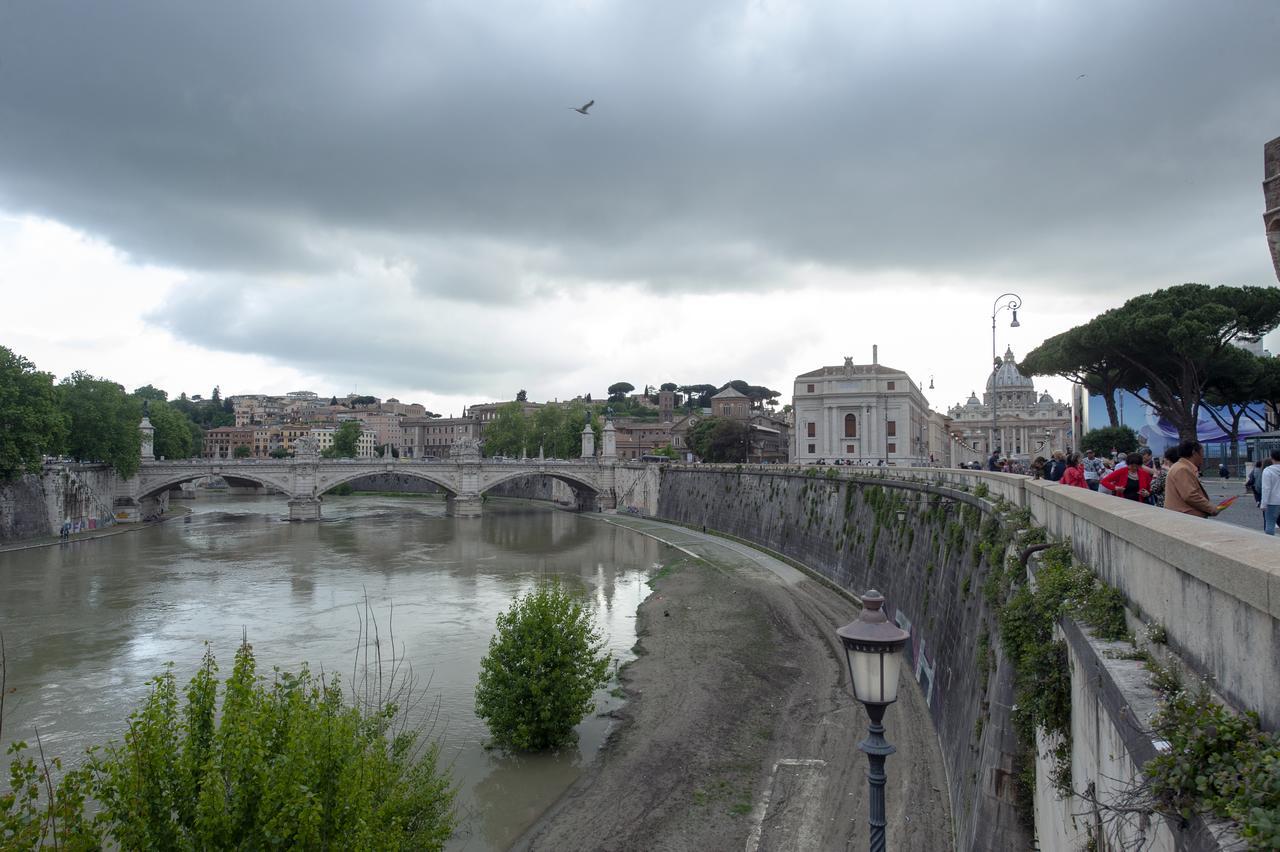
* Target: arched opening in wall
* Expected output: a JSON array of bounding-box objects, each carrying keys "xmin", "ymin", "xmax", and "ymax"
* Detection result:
[
  {"xmin": 844, "ymin": 413, "xmax": 857, "ymax": 438},
  {"xmin": 1267, "ymin": 215, "xmax": 1280, "ymax": 235},
  {"xmin": 483, "ymin": 473, "xmax": 601, "ymax": 512}
]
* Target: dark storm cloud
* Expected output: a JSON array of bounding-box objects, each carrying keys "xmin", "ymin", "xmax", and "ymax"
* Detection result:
[{"xmin": 1, "ymin": 0, "xmax": 1277, "ymax": 304}]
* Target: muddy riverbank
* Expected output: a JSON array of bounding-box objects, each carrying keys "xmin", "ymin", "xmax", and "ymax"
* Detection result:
[{"xmin": 513, "ymin": 517, "xmax": 953, "ymax": 851}]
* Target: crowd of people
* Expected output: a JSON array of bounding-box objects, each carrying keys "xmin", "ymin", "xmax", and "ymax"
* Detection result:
[{"xmin": 986, "ymin": 441, "xmax": 1280, "ymax": 536}]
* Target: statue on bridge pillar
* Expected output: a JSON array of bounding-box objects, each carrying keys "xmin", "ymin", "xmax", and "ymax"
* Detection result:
[
  {"xmin": 139, "ymin": 401, "xmax": 155, "ymax": 461},
  {"xmin": 581, "ymin": 418, "xmax": 596, "ymax": 459},
  {"xmin": 294, "ymin": 434, "xmax": 319, "ymax": 461},
  {"xmin": 602, "ymin": 419, "xmax": 617, "ymax": 461},
  {"xmin": 449, "ymin": 437, "xmax": 482, "ymax": 463}
]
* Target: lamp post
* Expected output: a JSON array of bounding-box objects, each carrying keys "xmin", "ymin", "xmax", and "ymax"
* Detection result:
[
  {"xmin": 1034, "ymin": 428, "xmax": 1052, "ymax": 455},
  {"xmin": 837, "ymin": 590, "xmax": 911, "ymax": 852},
  {"xmin": 990, "ymin": 293, "xmax": 1022, "ymax": 461}
]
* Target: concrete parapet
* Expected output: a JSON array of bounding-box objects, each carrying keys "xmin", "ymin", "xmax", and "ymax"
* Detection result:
[
  {"xmin": 1025, "ymin": 478, "xmax": 1280, "ymax": 731},
  {"xmin": 1039, "ymin": 616, "xmax": 1241, "ymax": 851}
]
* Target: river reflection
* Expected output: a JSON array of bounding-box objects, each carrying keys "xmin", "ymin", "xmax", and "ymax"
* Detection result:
[{"xmin": 0, "ymin": 494, "xmax": 669, "ymax": 850}]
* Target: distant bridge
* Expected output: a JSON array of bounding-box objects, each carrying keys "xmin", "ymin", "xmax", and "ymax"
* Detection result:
[{"xmin": 115, "ymin": 457, "xmax": 618, "ymax": 520}]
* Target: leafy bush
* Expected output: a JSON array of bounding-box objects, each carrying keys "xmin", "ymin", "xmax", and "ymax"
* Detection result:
[
  {"xmin": 1146, "ymin": 688, "xmax": 1280, "ymax": 845},
  {"xmin": 2, "ymin": 640, "xmax": 454, "ymax": 850},
  {"xmin": 475, "ymin": 582, "xmax": 612, "ymax": 751},
  {"xmin": 998, "ymin": 543, "xmax": 1129, "ymax": 812}
]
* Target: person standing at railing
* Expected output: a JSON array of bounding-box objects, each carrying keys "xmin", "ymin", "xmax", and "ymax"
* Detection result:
[
  {"xmin": 1059, "ymin": 454, "xmax": 1087, "ymax": 488},
  {"xmin": 1081, "ymin": 449, "xmax": 1105, "ymax": 491},
  {"xmin": 1165, "ymin": 441, "xmax": 1219, "ymax": 518},
  {"xmin": 1260, "ymin": 450, "xmax": 1280, "ymax": 535},
  {"xmin": 1101, "ymin": 453, "xmax": 1152, "ymax": 502}
]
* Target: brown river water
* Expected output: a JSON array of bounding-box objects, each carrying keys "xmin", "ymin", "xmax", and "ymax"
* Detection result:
[{"xmin": 0, "ymin": 493, "xmax": 672, "ymax": 850}]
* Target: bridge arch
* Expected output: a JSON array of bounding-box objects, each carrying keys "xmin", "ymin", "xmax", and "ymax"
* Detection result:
[
  {"xmin": 315, "ymin": 467, "xmax": 459, "ymax": 498},
  {"xmin": 480, "ymin": 468, "xmax": 604, "ymax": 510},
  {"xmin": 136, "ymin": 470, "xmax": 293, "ymax": 501}
]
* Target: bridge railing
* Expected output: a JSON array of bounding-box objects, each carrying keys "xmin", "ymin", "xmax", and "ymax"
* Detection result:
[{"xmin": 143, "ymin": 456, "xmax": 613, "ymax": 466}]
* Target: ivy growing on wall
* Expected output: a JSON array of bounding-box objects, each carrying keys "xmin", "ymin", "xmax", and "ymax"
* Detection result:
[{"xmin": 996, "ymin": 542, "xmax": 1128, "ymax": 821}]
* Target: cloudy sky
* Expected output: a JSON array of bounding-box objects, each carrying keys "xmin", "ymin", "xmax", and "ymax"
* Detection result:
[{"xmin": 1, "ymin": 0, "xmax": 1277, "ymax": 417}]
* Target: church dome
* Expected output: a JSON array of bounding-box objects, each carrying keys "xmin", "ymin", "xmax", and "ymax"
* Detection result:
[
  {"xmin": 1038, "ymin": 391, "xmax": 1054, "ymax": 404},
  {"xmin": 986, "ymin": 347, "xmax": 1034, "ymax": 391},
  {"xmin": 965, "ymin": 391, "xmax": 981, "ymax": 407}
]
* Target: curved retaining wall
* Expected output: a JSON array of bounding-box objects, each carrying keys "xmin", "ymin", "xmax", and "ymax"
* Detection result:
[
  {"xmin": 640, "ymin": 464, "xmax": 1278, "ymax": 850},
  {"xmin": 652, "ymin": 466, "xmax": 1030, "ymax": 850}
]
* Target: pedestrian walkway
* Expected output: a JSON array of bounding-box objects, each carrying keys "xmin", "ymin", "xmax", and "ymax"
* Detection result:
[{"xmin": 1198, "ymin": 476, "xmax": 1272, "ymax": 535}]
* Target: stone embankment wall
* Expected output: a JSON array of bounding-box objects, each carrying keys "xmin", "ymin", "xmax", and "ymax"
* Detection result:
[
  {"xmin": 345, "ymin": 472, "xmax": 445, "ymax": 495},
  {"xmin": 614, "ymin": 463, "xmax": 660, "ymax": 515},
  {"xmin": 0, "ymin": 464, "xmax": 117, "ymax": 543},
  {"xmin": 632, "ymin": 464, "xmax": 1276, "ymax": 851},
  {"xmin": 652, "ymin": 467, "xmax": 1029, "ymax": 850},
  {"xmin": 485, "ymin": 476, "xmax": 576, "ymax": 505}
]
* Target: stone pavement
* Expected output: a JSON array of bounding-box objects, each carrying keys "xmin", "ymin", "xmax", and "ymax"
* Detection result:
[{"xmin": 1198, "ymin": 475, "xmax": 1272, "ymax": 535}]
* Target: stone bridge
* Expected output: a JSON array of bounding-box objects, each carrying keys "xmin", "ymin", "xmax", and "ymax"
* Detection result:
[{"xmin": 116, "ymin": 457, "xmax": 618, "ymax": 521}]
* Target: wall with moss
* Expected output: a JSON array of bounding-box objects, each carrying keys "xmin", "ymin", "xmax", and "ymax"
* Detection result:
[
  {"xmin": 0, "ymin": 464, "xmax": 117, "ymax": 542},
  {"xmin": 654, "ymin": 467, "xmax": 1031, "ymax": 850}
]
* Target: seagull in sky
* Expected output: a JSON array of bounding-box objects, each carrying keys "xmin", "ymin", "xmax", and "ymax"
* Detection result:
[
  {"xmin": 571, "ymin": 99, "xmax": 594, "ymax": 115},
  {"xmin": 1077, "ymin": 73, "xmax": 1087, "ymax": 79}
]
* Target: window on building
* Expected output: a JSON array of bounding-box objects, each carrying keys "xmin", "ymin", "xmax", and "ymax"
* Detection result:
[
  {"xmin": 806, "ymin": 384, "xmax": 815, "ymax": 393},
  {"xmin": 846, "ymin": 444, "xmax": 856, "ymax": 454},
  {"xmin": 887, "ymin": 442, "xmax": 896, "ymax": 454},
  {"xmin": 844, "ymin": 413, "xmax": 857, "ymax": 438},
  {"xmin": 807, "ymin": 443, "xmax": 816, "ymax": 454},
  {"xmin": 807, "ymin": 422, "xmax": 816, "ymax": 438},
  {"xmin": 887, "ymin": 381, "xmax": 895, "ymax": 390},
  {"xmin": 886, "ymin": 420, "xmax": 896, "ymax": 437}
]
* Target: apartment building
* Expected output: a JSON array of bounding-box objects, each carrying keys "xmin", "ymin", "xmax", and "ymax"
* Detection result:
[
  {"xmin": 202, "ymin": 426, "xmax": 256, "ymax": 459},
  {"xmin": 401, "ymin": 416, "xmax": 478, "ymax": 458},
  {"xmin": 309, "ymin": 427, "xmax": 378, "ymax": 458}
]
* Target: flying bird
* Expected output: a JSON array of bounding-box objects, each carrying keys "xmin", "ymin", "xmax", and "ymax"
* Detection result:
[
  {"xmin": 1077, "ymin": 74, "xmax": 1087, "ymax": 79},
  {"xmin": 571, "ymin": 99, "xmax": 594, "ymax": 115}
]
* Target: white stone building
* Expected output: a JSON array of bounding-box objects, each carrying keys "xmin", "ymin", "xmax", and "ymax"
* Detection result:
[
  {"xmin": 791, "ymin": 349, "xmax": 934, "ymax": 466},
  {"xmin": 946, "ymin": 347, "xmax": 1072, "ymax": 466},
  {"xmin": 309, "ymin": 427, "xmax": 378, "ymax": 458}
]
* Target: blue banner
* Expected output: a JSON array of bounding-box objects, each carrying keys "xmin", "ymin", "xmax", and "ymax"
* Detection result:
[{"xmin": 1087, "ymin": 390, "xmax": 1269, "ymax": 456}]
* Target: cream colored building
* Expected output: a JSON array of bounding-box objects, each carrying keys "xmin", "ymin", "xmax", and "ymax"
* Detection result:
[
  {"xmin": 946, "ymin": 347, "xmax": 1072, "ymax": 466},
  {"xmin": 309, "ymin": 427, "xmax": 378, "ymax": 458},
  {"xmin": 791, "ymin": 349, "xmax": 934, "ymax": 466}
]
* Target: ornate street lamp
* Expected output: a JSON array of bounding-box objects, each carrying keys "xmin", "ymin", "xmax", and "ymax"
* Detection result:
[
  {"xmin": 990, "ymin": 293, "xmax": 1022, "ymax": 460},
  {"xmin": 837, "ymin": 591, "xmax": 911, "ymax": 851}
]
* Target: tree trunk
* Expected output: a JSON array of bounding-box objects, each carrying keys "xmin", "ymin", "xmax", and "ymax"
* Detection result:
[
  {"xmin": 1103, "ymin": 392, "xmax": 1119, "ymax": 427},
  {"xmin": 1228, "ymin": 410, "xmax": 1243, "ymax": 476}
]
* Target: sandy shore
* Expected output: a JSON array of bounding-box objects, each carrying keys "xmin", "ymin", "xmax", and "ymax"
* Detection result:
[{"xmin": 511, "ymin": 516, "xmax": 953, "ymax": 851}]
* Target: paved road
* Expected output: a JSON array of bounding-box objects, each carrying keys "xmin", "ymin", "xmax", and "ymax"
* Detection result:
[{"xmin": 1195, "ymin": 476, "xmax": 1272, "ymax": 535}]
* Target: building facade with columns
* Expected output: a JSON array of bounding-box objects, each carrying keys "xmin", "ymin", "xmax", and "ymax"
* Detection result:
[
  {"xmin": 791, "ymin": 349, "xmax": 933, "ymax": 466},
  {"xmin": 946, "ymin": 347, "xmax": 1072, "ymax": 466}
]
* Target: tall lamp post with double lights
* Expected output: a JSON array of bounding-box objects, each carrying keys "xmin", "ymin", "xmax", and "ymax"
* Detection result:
[
  {"xmin": 837, "ymin": 590, "xmax": 911, "ymax": 851},
  {"xmin": 990, "ymin": 293, "xmax": 1022, "ymax": 460}
]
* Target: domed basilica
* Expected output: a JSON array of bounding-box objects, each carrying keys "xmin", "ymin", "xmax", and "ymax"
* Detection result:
[{"xmin": 947, "ymin": 347, "xmax": 1072, "ymax": 466}]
